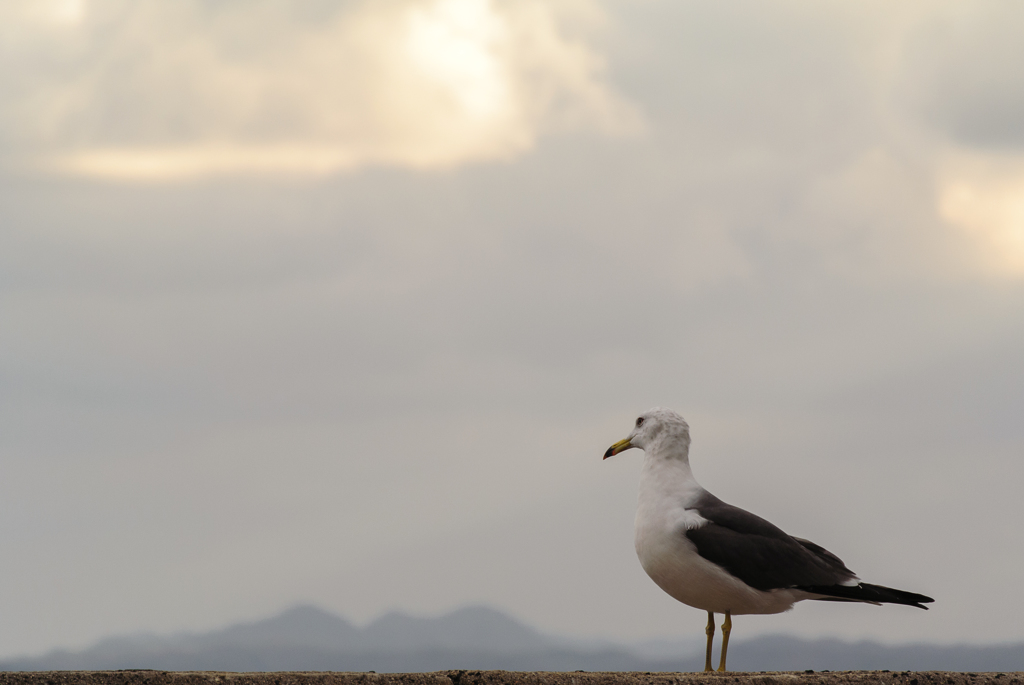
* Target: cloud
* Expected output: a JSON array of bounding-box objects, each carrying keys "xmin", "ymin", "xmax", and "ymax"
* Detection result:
[
  {"xmin": 874, "ymin": 1, "xmax": 1024, "ymax": 280},
  {"xmin": 902, "ymin": 1, "xmax": 1024, "ymax": 150},
  {"xmin": 1, "ymin": 0, "xmax": 639, "ymax": 180},
  {"xmin": 939, "ymin": 152, "xmax": 1024, "ymax": 277}
]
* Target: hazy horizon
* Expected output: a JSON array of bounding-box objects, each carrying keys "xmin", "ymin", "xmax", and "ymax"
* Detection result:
[{"xmin": 1, "ymin": 596, "xmax": 1019, "ymax": 663}]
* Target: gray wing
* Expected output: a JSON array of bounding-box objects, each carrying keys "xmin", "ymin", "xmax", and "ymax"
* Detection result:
[{"xmin": 684, "ymin": 491, "xmax": 857, "ymax": 592}]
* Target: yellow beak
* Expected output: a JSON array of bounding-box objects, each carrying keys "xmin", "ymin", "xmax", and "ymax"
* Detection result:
[{"xmin": 603, "ymin": 438, "xmax": 633, "ymax": 459}]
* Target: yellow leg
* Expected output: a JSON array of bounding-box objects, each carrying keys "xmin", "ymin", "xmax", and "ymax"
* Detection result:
[
  {"xmin": 717, "ymin": 611, "xmax": 732, "ymax": 672},
  {"xmin": 704, "ymin": 611, "xmax": 715, "ymax": 672}
]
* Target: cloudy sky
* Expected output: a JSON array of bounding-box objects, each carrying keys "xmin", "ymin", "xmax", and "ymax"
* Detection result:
[{"xmin": 3, "ymin": 0, "xmax": 1024, "ymax": 659}]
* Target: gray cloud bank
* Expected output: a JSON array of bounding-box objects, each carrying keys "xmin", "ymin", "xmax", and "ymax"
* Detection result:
[{"xmin": 1, "ymin": 0, "xmax": 1023, "ymax": 660}]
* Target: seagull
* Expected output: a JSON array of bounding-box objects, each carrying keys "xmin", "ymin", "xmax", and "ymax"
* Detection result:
[{"xmin": 603, "ymin": 407, "xmax": 933, "ymax": 672}]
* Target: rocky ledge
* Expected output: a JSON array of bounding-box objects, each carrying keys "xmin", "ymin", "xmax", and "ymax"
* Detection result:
[{"xmin": 0, "ymin": 671, "xmax": 1021, "ymax": 685}]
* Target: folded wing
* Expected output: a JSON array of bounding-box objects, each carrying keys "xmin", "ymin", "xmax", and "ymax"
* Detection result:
[{"xmin": 685, "ymin": 491, "xmax": 933, "ymax": 609}]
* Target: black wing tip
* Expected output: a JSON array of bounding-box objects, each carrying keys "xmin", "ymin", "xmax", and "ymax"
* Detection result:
[
  {"xmin": 913, "ymin": 593, "xmax": 936, "ymax": 610},
  {"xmin": 892, "ymin": 589, "xmax": 935, "ymax": 610},
  {"xmin": 799, "ymin": 583, "xmax": 935, "ymax": 609}
]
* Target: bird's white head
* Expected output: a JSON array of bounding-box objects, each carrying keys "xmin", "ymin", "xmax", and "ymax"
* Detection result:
[{"xmin": 603, "ymin": 407, "xmax": 691, "ymax": 462}]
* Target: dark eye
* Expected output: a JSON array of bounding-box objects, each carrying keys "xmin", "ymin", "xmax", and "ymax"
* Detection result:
[{"xmin": 635, "ymin": 416, "xmax": 644, "ymax": 427}]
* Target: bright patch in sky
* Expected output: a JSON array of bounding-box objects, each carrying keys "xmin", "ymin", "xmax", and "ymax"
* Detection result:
[
  {"xmin": 48, "ymin": 0, "xmax": 86, "ymax": 24},
  {"xmin": 16, "ymin": 0, "xmax": 86, "ymax": 24},
  {"xmin": 50, "ymin": 145, "xmax": 361, "ymax": 180},
  {"xmin": 940, "ymin": 158, "xmax": 1024, "ymax": 277},
  {"xmin": 406, "ymin": 0, "xmax": 509, "ymax": 121}
]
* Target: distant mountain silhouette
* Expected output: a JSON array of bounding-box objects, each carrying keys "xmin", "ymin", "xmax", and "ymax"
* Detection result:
[{"xmin": 2, "ymin": 605, "xmax": 1022, "ymax": 672}]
